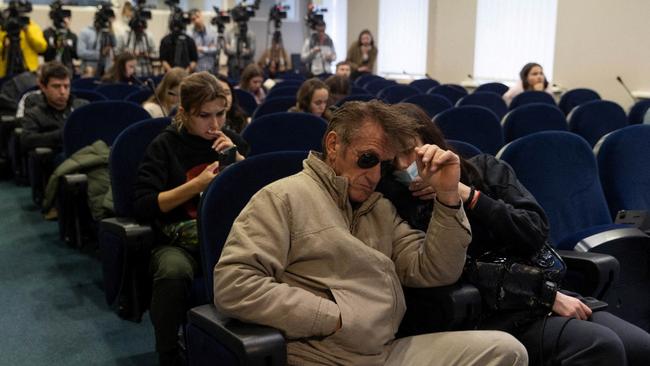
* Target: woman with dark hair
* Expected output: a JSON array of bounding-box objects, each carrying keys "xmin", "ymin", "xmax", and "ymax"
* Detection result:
[
  {"xmin": 134, "ymin": 72, "xmax": 248, "ymax": 366},
  {"xmin": 237, "ymin": 63, "xmax": 266, "ymax": 104},
  {"xmin": 142, "ymin": 67, "xmax": 188, "ymax": 118},
  {"xmin": 101, "ymin": 51, "xmax": 137, "ymax": 84},
  {"xmin": 502, "ymin": 62, "xmax": 554, "ymax": 105},
  {"xmin": 377, "ymin": 103, "xmax": 650, "ymax": 366},
  {"xmin": 288, "ymin": 77, "xmax": 330, "ymax": 119},
  {"xmin": 346, "ymin": 29, "xmax": 377, "ymax": 76},
  {"xmin": 215, "ymin": 73, "xmax": 248, "ymax": 133}
]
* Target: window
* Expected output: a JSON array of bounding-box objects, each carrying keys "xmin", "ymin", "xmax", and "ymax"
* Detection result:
[
  {"xmin": 377, "ymin": 0, "xmax": 428, "ymax": 78},
  {"xmin": 319, "ymin": 0, "xmax": 348, "ymax": 65},
  {"xmin": 473, "ymin": 0, "xmax": 558, "ymax": 83}
]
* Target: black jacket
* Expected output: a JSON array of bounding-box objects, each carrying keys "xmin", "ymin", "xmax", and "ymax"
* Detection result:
[
  {"xmin": 159, "ymin": 33, "xmax": 198, "ymax": 69},
  {"xmin": 43, "ymin": 27, "xmax": 78, "ymax": 70},
  {"xmin": 20, "ymin": 94, "xmax": 88, "ymax": 151}
]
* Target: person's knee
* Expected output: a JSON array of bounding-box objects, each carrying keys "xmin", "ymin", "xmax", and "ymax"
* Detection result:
[
  {"xmin": 489, "ymin": 331, "xmax": 528, "ymax": 366},
  {"xmin": 152, "ymin": 247, "xmax": 195, "ymax": 282},
  {"xmin": 588, "ymin": 327, "xmax": 626, "ymax": 364}
]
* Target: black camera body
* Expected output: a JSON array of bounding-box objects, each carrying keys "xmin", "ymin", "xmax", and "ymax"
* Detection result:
[
  {"xmin": 129, "ymin": 0, "xmax": 152, "ymax": 33},
  {"xmin": 49, "ymin": 0, "xmax": 71, "ymax": 30},
  {"xmin": 165, "ymin": 0, "xmax": 190, "ymax": 34},
  {"xmin": 1, "ymin": 0, "xmax": 32, "ymax": 38},
  {"xmin": 94, "ymin": 2, "xmax": 115, "ymax": 31},
  {"xmin": 210, "ymin": 7, "xmax": 230, "ymax": 34},
  {"xmin": 305, "ymin": 5, "xmax": 327, "ymax": 30},
  {"xmin": 269, "ymin": 3, "xmax": 289, "ymax": 29}
]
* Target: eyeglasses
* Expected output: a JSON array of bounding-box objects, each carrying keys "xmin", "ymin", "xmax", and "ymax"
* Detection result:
[{"xmin": 357, "ymin": 152, "xmax": 392, "ymax": 171}]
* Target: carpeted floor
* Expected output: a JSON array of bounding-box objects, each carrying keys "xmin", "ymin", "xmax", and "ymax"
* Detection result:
[{"xmin": 0, "ymin": 181, "xmax": 157, "ymax": 365}]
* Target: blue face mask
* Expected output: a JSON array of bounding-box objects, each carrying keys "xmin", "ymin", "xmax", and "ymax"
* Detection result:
[{"xmin": 393, "ymin": 161, "xmax": 419, "ymax": 186}]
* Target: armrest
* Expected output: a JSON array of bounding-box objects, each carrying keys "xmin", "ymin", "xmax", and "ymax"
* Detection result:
[
  {"xmin": 399, "ymin": 282, "xmax": 482, "ymax": 336},
  {"xmin": 187, "ymin": 304, "xmax": 286, "ymax": 366},
  {"xmin": 27, "ymin": 147, "xmax": 55, "ymax": 205},
  {"xmin": 574, "ymin": 227, "xmax": 650, "ymax": 253},
  {"xmin": 558, "ymin": 250, "xmax": 619, "ymax": 299}
]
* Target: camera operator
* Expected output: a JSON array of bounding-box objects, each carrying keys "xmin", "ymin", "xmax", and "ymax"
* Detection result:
[
  {"xmin": 224, "ymin": 2, "xmax": 259, "ymax": 79},
  {"xmin": 159, "ymin": 1, "xmax": 197, "ymax": 73},
  {"xmin": 42, "ymin": 1, "xmax": 77, "ymax": 74},
  {"xmin": 117, "ymin": 0, "xmax": 156, "ymax": 78},
  {"xmin": 77, "ymin": 2, "xmax": 116, "ymax": 77},
  {"xmin": 0, "ymin": 0, "xmax": 46, "ymax": 78},
  {"xmin": 257, "ymin": 31, "xmax": 290, "ymax": 79},
  {"xmin": 188, "ymin": 9, "xmax": 218, "ymax": 73},
  {"xmin": 301, "ymin": 7, "xmax": 335, "ymax": 77}
]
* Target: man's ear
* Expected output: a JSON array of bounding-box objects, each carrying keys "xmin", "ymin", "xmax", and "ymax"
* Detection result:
[
  {"xmin": 38, "ymin": 81, "xmax": 46, "ymax": 92},
  {"xmin": 324, "ymin": 131, "xmax": 338, "ymax": 159}
]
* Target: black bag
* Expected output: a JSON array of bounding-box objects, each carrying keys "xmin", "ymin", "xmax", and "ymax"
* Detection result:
[{"xmin": 465, "ymin": 242, "xmax": 566, "ymax": 312}]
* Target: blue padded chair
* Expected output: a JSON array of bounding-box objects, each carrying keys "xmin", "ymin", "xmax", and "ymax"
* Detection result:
[
  {"xmin": 99, "ymin": 117, "xmax": 171, "ymax": 321},
  {"xmin": 355, "ymin": 74, "xmax": 383, "ymax": 88},
  {"xmin": 456, "ymin": 91, "xmax": 508, "ymax": 120},
  {"xmin": 509, "ymin": 90, "xmax": 556, "ymax": 110},
  {"xmin": 265, "ymin": 85, "xmax": 299, "ymax": 100},
  {"xmin": 433, "ymin": 106, "xmax": 503, "ymax": 155},
  {"xmin": 350, "ymin": 86, "xmax": 369, "ymax": 95},
  {"xmin": 627, "ymin": 99, "xmax": 650, "ymax": 125},
  {"xmin": 71, "ymin": 77, "xmax": 100, "ymax": 90},
  {"xmin": 501, "ymin": 103, "xmax": 568, "ymax": 143},
  {"xmin": 233, "ymin": 89, "xmax": 258, "ymax": 117},
  {"xmin": 124, "ymin": 88, "xmax": 153, "ymax": 105},
  {"xmin": 427, "ymin": 84, "xmax": 468, "ymax": 105},
  {"xmin": 474, "ymin": 82, "xmax": 509, "ymax": 96},
  {"xmin": 377, "ymin": 84, "xmax": 420, "ymax": 104},
  {"xmin": 272, "ymin": 79, "xmax": 303, "ymax": 89},
  {"xmin": 447, "ymin": 139, "xmax": 482, "ymax": 158},
  {"xmin": 335, "ymin": 94, "xmax": 375, "ymax": 107},
  {"xmin": 72, "ymin": 89, "xmax": 107, "ymax": 103},
  {"xmin": 95, "ymin": 83, "xmax": 142, "ymax": 100},
  {"xmin": 558, "ymin": 88, "xmax": 601, "ymax": 115},
  {"xmin": 594, "ymin": 125, "xmax": 650, "ymax": 219},
  {"xmin": 409, "ymin": 78, "xmax": 440, "ymax": 94},
  {"xmin": 241, "ymin": 112, "xmax": 327, "ymax": 156},
  {"xmin": 567, "ymin": 100, "xmax": 627, "ymax": 147},
  {"xmin": 497, "ymin": 131, "xmax": 650, "ymax": 330},
  {"xmin": 252, "ymin": 96, "xmax": 296, "ymax": 120},
  {"xmin": 401, "ymin": 94, "xmax": 452, "ymax": 118},
  {"xmin": 364, "ymin": 79, "xmax": 397, "ymax": 96},
  {"xmin": 276, "ymin": 72, "xmax": 305, "ymax": 81}
]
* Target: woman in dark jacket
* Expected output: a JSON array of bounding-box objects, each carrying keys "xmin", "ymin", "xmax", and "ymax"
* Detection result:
[
  {"xmin": 377, "ymin": 103, "xmax": 650, "ymax": 366},
  {"xmin": 133, "ymin": 72, "xmax": 248, "ymax": 366}
]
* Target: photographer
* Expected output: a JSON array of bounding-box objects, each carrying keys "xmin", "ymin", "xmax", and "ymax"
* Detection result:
[
  {"xmin": 159, "ymin": 3, "xmax": 197, "ymax": 73},
  {"xmin": 0, "ymin": 1, "xmax": 47, "ymax": 78},
  {"xmin": 258, "ymin": 31, "xmax": 290, "ymax": 79},
  {"xmin": 224, "ymin": 2, "xmax": 258, "ymax": 79},
  {"xmin": 301, "ymin": 18, "xmax": 335, "ymax": 77},
  {"xmin": 77, "ymin": 3, "xmax": 116, "ymax": 77},
  {"xmin": 188, "ymin": 9, "xmax": 218, "ymax": 73},
  {"xmin": 117, "ymin": 1, "xmax": 156, "ymax": 77},
  {"xmin": 42, "ymin": 1, "xmax": 77, "ymax": 73}
]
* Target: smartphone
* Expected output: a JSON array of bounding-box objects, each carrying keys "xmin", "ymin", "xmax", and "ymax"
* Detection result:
[
  {"xmin": 217, "ymin": 146, "xmax": 237, "ymax": 168},
  {"xmin": 582, "ymin": 297, "xmax": 608, "ymax": 312}
]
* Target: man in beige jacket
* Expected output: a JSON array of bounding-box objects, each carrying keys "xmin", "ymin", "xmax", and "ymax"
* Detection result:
[{"xmin": 214, "ymin": 100, "xmax": 527, "ymax": 365}]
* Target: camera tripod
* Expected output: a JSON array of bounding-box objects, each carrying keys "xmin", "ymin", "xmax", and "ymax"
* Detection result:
[
  {"xmin": 95, "ymin": 28, "xmax": 114, "ymax": 77},
  {"xmin": 123, "ymin": 29, "xmax": 153, "ymax": 77},
  {"xmin": 3, "ymin": 30, "xmax": 26, "ymax": 77}
]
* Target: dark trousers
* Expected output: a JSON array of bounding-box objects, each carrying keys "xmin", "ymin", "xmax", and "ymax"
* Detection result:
[{"xmin": 517, "ymin": 311, "xmax": 650, "ymax": 366}]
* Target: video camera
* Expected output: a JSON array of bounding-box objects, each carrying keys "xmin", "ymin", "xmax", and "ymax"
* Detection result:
[
  {"xmin": 230, "ymin": 0, "xmax": 260, "ymax": 25},
  {"xmin": 210, "ymin": 7, "xmax": 230, "ymax": 34},
  {"xmin": 49, "ymin": 0, "xmax": 71, "ymax": 30},
  {"xmin": 305, "ymin": 4, "xmax": 327, "ymax": 30},
  {"xmin": 0, "ymin": 0, "xmax": 32, "ymax": 38},
  {"xmin": 269, "ymin": 3, "xmax": 290, "ymax": 30},
  {"xmin": 129, "ymin": 0, "xmax": 152, "ymax": 33},
  {"xmin": 94, "ymin": 2, "xmax": 114, "ymax": 31},
  {"xmin": 165, "ymin": 0, "xmax": 190, "ymax": 34}
]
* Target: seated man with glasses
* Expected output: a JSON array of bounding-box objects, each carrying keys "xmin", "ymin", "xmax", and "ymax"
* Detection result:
[{"xmin": 214, "ymin": 100, "xmax": 528, "ymax": 366}]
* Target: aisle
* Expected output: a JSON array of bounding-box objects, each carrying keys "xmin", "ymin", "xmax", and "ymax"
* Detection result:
[{"xmin": 0, "ymin": 182, "xmax": 156, "ymax": 365}]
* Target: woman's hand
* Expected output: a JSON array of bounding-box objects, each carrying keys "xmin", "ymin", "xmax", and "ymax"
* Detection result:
[
  {"xmin": 211, "ymin": 131, "xmax": 235, "ymax": 152},
  {"xmin": 192, "ymin": 161, "xmax": 220, "ymax": 193},
  {"xmin": 552, "ymin": 292, "xmax": 592, "ymax": 320},
  {"xmin": 532, "ymin": 81, "xmax": 546, "ymax": 91},
  {"xmin": 415, "ymin": 144, "xmax": 461, "ymax": 206}
]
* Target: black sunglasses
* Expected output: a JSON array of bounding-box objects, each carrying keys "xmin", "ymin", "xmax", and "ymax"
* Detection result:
[{"xmin": 357, "ymin": 152, "xmax": 393, "ymax": 172}]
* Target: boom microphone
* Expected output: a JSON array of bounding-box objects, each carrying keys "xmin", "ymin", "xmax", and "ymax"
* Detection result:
[{"xmin": 616, "ymin": 76, "xmax": 637, "ymax": 103}]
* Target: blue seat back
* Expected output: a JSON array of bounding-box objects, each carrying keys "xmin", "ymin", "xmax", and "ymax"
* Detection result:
[
  {"xmin": 335, "ymin": 94, "xmax": 375, "ymax": 106},
  {"xmin": 276, "ymin": 72, "xmax": 306, "ymax": 81},
  {"xmin": 350, "ymin": 86, "xmax": 369, "ymax": 95},
  {"xmin": 502, "ymin": 103, "xmax": 568, "ymax": 143},
  {"xmin": 198, "ymin": 151, "xmax": 308, "ymax": 301},
  {"xmin": 447, "ymin": 139, "xmax": 482, "ymax": 158},
  {"xmin": 497, "ymin": 131, "xmax": 612, "ymax": 245},
  {"xmin": 233, "ymin": 89, "xmax": 258, "ymax": 116},
  {"xmin": 110, "ymin": 118, "xmax": 171, "ymax": 217},
  {"xmin": 63, "ymin": 101, "xmax": 152, "ymax": 157},
  {"xmin": 364, "ymin": 79, "xmax": 397, "ymax": 96},
  {"xmin": 434, "ymin": 106, "xmax": 503, "ymax": 155},
  {"xmin": 509, "ymin": 90, "xmax": 556, "ymax": 110},
  {"xmin": 242, "ymin": 112, "xmax": 327, "ymax": 156},
  {"xmin": 71, "ymin": 77, "xmax": 100, "ymax": 90},
  {"xmin": 427, "ymin": 84, "xmax": 468, "ymax": 105},
  {"xmin": 95, "ymin": 83, "xmax": 142, "ymax": 100},
  {"xmin": 409, "ymin": 78, "xmax": 440, "ymax": 93},
  {"xmin": 568, "ymin": 100, "xmax": 627, "ymax": 147},
  {"xmin": 252, "ymin": 96, "xmax": 297, "ymax": 120},
  {"xmin": 595, "ymin": 125, "xmax": 650, "ymax": 218},
  {"xmin": 273, "ymin": 79, "xmax": 303, "ymax": 89},
  {"xmin": 355, "ymin": 74, "xmax": 383, "ymax": 88},
  {"xmin": 401, "ymin": 94, "xmax": 452, "ymax": 118},
  {"xmin": 72, "ymin": 89, "xmax": 107, "ymax": 103},
  {"xmin": 456, "ymin": 91, "xmax": 508, "ymax": 120},
  {"xmin": 475, "ymin": 82, "xmax": 509, "ymax": 96},
  {"xmin": 266, "ymin": 85, "xmax": 299, "ymax": 100},
  {"xmin": 124, "ymin": 88, "xmax": 153, "ymax": 105},
  {"xmin": 377, "ymin": 84, "xmax": 420, "ymax": 104},
  {"xmin": 627, "ymin": 99, "xmax": 650, "ymax": 125},
  {"xmin": 558, "ymin": 88, "xmax": 601, "ymax": 115}
]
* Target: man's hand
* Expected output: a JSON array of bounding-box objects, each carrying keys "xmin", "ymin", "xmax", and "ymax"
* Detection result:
[
  {"xmin": 415, "ymin": 144, "xmax": 461, "ymax": 206},
  {"xmin": 552, "ymin": 292, "xmax": 592, "ymax": 320}
]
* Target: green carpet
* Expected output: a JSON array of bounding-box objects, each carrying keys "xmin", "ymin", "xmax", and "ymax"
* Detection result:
[{"xmin": 0, "ymin": 181, "xmax": 156, "ymax": 365}]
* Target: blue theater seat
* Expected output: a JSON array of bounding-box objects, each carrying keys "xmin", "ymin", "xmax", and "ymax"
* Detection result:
[{"xmin": 241, "ymin": 112, "xmax": 327, "ymax": 156}]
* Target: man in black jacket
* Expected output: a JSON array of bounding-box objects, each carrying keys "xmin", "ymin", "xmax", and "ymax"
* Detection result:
[{"xmin": 21, "ymin": 61, "xmax": 88, "ymax": 152}]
